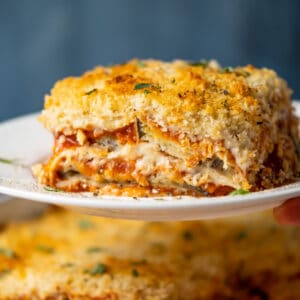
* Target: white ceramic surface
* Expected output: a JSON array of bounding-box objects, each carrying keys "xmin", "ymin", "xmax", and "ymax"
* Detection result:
[{"xmin": 0, "ymin": 103, "xmax": 300, "ymax": 221}]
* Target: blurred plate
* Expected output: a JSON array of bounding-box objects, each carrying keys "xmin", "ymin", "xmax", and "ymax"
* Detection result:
[
  {"xmin": 0, "ymin": 103, "xmax": 299, "ymax": 221},
  {"xmin": 0, "ymin": 194, "xmax": 10, "ymax": 203},
  {"xmin": 0, "ymin": 197, "xmax": 47, "ymax": 223}
]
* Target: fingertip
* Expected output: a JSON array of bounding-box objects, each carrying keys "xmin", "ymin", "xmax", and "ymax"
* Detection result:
[
  {"xmin": 274, "ymin": 198, "xmax": 300, "ymax": 225},
  {"xmin": 273, "ymin": 206, "xmax": 287, "ymax": 225}
]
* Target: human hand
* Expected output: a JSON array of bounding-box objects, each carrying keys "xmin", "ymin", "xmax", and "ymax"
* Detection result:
[{"xmin": 273, "ymin": 198, "xmax": 300, "ymax": 225}]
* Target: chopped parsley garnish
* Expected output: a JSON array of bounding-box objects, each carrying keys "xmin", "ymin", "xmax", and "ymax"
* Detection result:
[
  {"xmin": 85, "ymin": 88, "xmax": 97, "ymax": 95},
  {"xmin": 234, "ymin": 70, "xmax": 251, "ymax": 77},
  {"xmin": 182, "ymin": 230, "xmax": 194, "ymax": 241},
  {"xmin": 230, "ymin": 189, "xmax": 250, "ymax": 196},
  {"xmin": 86, "ymin": 263, "xmax": 107, "ymax": 276},
  {"xmin": 144, "ymin": 89, "xmax": 151, "ymax": 94},
  {"xmin": 0, "ymin": 268, "xmax": 10, "ymax": 279},
  {"xmin": 78, "ymin": 219, "xmax": 93, "ymax": 230},
  {"xmin": 134, "ymin": 83, "xmax": 152, "ymax": 90},
  {"xmin": 86, "ymin": 246, "xmax": 105, "ymax": 254},
  {"xmin": 236, "ymin": 231, "xmax": 247, "ymax": 241},
  {"xmin": 189, "ymin": 60, "xmax": 208, "ymax": 67},
  {"xmin": 44, "ymin": 186, "xmax": 60, "ymax": 192},
  {"xmin": 137, "ymin": 60, "xmax": 145, "ymax": 67},
  {"xmin": 0, "ymin": 157, "xmax": 17, "ymax": 165},
  {"xmin": 0, "ymin": 247, "xmax": 17, "ymax": 258},
  {"xmin": 132, "ymin": 269, "xmax": 139, "ymax": 277},
  {"xmin": 220, "ymin": 66, "xmax": 233, "ymax": 73},
  {"xmin": 36, "ymin": 244, "xmax": 54, "ymax": 254},
  {"xmin": 171, "ymin": 78, "xmax": 176, "ymax": 84}
]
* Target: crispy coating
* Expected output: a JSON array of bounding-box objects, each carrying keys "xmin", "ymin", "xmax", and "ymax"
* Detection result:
[
  {"xmin": 0, "ymin": 209, "xmax": 300, "ymax": 299},
  {"xmin": 35, "ymin": 59, "xmax": 300, "ymax": 195}
]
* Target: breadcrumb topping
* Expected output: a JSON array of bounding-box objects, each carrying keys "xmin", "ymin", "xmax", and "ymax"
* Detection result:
[
  {"xmin": 34, "ymin": 59, "xmax": 300, "ymax": 195},
  {"xmin": 0, "ymin": 209, "xmax": 300, "ymax": 299}
]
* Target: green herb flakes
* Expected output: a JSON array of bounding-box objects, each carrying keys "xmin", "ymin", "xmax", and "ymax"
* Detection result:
[
  {"xmin": 86, "ymin": 263, "xmax": 107, "ymax": 276},
  {"xmin": 182, "ymin": 230, "xmax": 194, "ymax": 241},
  {"xmin": 220, "ymin": 66, "xmax": 233, "ymax": 73},
  {"xmin": 44, "ymin": 186, "xmax": 60, "ymax": 192},
  {"xmin": 85, "ymin": 88, "xmax": 97, "ymax": 95},
  {"xmin": 134, "ymin": 83, "xmax": 152, "ymax": 90},
  {"xmin": 137, "ymin": 60, "xmax": 145, "ymax": 67},
  {"xmin": 0, "ymin": 247, "xmax": 17, "ymax": 258},
  {"xmin": 78, "ymin": 219, "xmax": 93, "ymax": 230},
  {"xmin": 189, "ymin": 60, "xmax": 208, "ymax": 67},
  {"xmin": 36, "ymin": 244, "xmax": 55, "ymax": 254},
  {"xmin": 0, "ymin": 157, "xmax": 17, "ymax": 165},
  {"xmin": 132, "ymin": 269, "xmax": 139, "ymax": 277},
  {"xmin": 144, "ymin": 89, "xmax": 151, "ymax": 94},
  {"xmin": 235, "ymin": 70, "xmax": 251, "ymax": 77},
  {"xmin": 86, "ymin": 247, "xmax": 105, "ymax": 254},
  {"xmin": 230, "ymin": 189, "xmax": 250, "ymax": 196}
]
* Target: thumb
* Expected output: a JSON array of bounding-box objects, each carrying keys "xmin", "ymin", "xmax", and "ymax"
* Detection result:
[{"xmin": 274, "ymin": 198, "xmax": 300, "ymax": 225}]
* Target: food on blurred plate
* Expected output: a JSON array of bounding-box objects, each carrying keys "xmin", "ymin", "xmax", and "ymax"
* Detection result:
[
  {"xmin": 33, "ymin": 59, "xmax": 300, "ymax": 196},
  {"xmin": 0, "ymin": 208, "xmax": 300, "ymax": 299}
]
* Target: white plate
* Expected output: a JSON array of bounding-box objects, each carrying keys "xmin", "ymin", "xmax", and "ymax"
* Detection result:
[{"xmin": 0, "ymin": 103, "xmax": 300, "ymax": 221}]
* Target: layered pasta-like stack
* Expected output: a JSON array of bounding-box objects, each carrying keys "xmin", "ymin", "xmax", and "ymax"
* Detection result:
[{"xmin": 33, "ymin": 59, "xmax": 300, "ymax": 196}]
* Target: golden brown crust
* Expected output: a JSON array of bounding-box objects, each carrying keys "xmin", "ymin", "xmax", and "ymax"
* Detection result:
[
  {"xmin": 33, "ymin": 59, "xmax": 300, "ymax": 196},
  {"xmin": 0, "ymin": 209, "xmax": 300, "ymax": 299}
]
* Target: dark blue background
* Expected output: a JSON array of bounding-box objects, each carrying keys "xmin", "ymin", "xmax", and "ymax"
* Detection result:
[{"xmin": 1, "ymin": 0, "xmax": 299, "ymax": 121}]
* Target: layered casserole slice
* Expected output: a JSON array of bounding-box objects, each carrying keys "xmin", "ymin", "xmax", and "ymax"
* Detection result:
[
  {"xmin": 33, "ymin": 59, "xmax": 300, "ymax": 196},
  {"xmin": 0, "ymin": 208, "xmax": 300, "ymax": 299}
]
